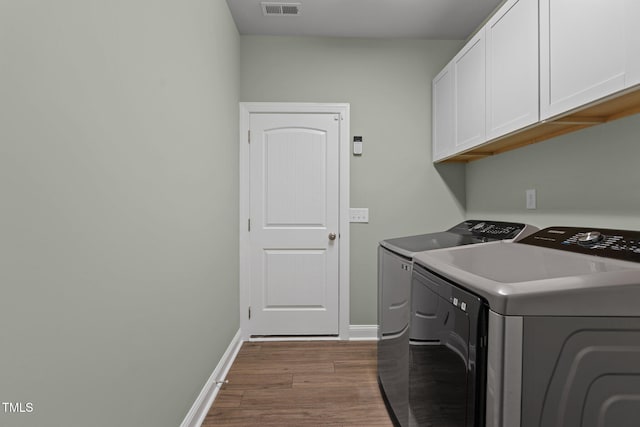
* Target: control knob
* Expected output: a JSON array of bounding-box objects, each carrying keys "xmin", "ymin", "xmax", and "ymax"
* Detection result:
[{"xmin": 576, "ymin": 231, "xmax": 604, "ymax": 246}]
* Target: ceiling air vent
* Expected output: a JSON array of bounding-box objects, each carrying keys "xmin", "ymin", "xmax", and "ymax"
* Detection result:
[{"xmin": 261, "ymin": 2, "xmax": 301, "ymax": 16}]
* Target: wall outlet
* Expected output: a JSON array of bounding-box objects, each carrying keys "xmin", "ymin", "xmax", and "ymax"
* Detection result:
[
  {"xmin": 349, "ymin": 208, "xmax": 369, "ymax": 223},
  {"xmin": 526, "ymin": 189, "xmax": 537, "ymax": 210}
]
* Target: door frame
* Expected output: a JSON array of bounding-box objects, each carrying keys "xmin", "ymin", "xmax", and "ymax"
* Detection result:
[{"xmin": 239, "ymin": 102, "xmax": 351, "ymax": 341}]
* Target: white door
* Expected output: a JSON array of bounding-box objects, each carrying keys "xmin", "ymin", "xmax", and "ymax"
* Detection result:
[
  {"xmin": 454, "ymin": 29, "xmax": 486, "ymax": 152},
  {"xmin": 625, "ymin": 0, "xmax": 640, "ymax": 88},
  {"xmin": 540, "ymin": 0, "xmax": 626, "ymax": 120},
  {"xmin": 432, "ymin": 63, "xmax": 455, "ymax": 162},
  {"xmin": 485, "ymin": 0, "xmax": 539, "ymax": 140},
  {"xmin": 248, "ymin": 112, "xmax": 340, "ymax": 336}
]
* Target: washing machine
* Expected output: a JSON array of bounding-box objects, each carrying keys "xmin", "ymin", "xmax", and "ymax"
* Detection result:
[
  {"xmin": 412, "ymin": 226, "xmax": 640, "ymax": 427},
  {"xmin": 377, "ymin": 220, "xmax": 537, "ymax": 426}
]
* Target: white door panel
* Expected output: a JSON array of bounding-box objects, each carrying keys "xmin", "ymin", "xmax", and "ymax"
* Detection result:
[
  {"xmin": 486, "ymin": 0, "xmax": 539, "ymax": 140},
  {"xmin": 454, "ymin": 30, "xmax": 486, "ymax": 151},
  {"xmin": 626, "ymin": 0, "xmax": 640, "ymax": 88},
  {"xmin": 432, "ymin": 64, "xmax": 455, "ymax": 162},
  {"xmin": 249, "ymin": 113, "xmax": 340, "ymax": 336},
  {"xmin": 540, "ymin": 0, "xmax": 626, "ymax": 119},
  {"xmin": 263, "ymin": 128, "xmax": 327, "ymax": 227}
]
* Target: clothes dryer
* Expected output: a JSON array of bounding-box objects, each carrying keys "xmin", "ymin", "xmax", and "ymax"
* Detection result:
[
  {"xmin": 377, "ymin": 220, "xmax": 536, "ymax": 426},
  {"xmin": 412, "ymin": 226, "xmax": 640, "ymax": 427}
]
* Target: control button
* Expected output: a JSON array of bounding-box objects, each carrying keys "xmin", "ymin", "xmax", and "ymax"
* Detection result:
[
  {"xmin": 577, "ymin": 231, "xmax": 604, "ymax": 246},
  {"xmin": 452, "ymin": 297, "xmax": 459, "ymax": 307},
  {"xmin": 460, "ymin": 302, "xmax": 467, "ymax": 311}
]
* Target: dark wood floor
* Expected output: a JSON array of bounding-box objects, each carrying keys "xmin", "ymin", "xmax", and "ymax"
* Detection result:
[{"xmin": 203, "ymin": 340, "xmax": 394, "ymax": 426}]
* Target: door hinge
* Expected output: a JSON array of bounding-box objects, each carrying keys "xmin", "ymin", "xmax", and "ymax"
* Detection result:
[
  {"xmin": 248, "ymin": 130, "xmax": 250, "ymax": 143},
  {"xmin": 248, "ymin": 306, "xmax": 251, "ymax": 319},
  {"xmin": 248, "ymin": 218, "xmax": 251, "ymax": 231}
]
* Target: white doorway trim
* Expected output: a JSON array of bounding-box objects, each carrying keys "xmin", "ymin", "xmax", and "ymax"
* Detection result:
[{"xmin": 239, "ymin": 102, "xmax": 351, "ymax": 340}]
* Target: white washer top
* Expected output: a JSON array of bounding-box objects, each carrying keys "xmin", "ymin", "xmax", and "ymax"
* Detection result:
[{"xmin": 413, "ymin": 240, "xmax": 640, "ymax": 317}]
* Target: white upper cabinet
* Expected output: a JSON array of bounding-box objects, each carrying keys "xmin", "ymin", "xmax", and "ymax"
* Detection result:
[
  {"xmin": 486, "ymin": 0, "xmax": 539, "ymax": 140},
  {"xmin": 432, "ymin": 64, "xmax": 455, "ymax": 162},
  {"xmin": 626, "ymin": 0, "xmax": 640, "ymax": 88},
  {"xmin": 432, "ymin": 0, "xmax": 640, "ymax": 162},
  {"xmin": 540, "ymin": 0, "xmax": 627, "ymax": 120},
  {"xmin": 453, "ymin": 29, "xmax": 486, "ymax": 152}
]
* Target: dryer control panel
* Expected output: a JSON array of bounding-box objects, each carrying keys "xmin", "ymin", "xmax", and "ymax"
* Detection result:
[
  {"xmin": 450, "ymin": 220, "xmax": 526, "ymax": 241},
  {"xmin": 519, "ymin": 226, "xmax": 640, "ymax": 262}
]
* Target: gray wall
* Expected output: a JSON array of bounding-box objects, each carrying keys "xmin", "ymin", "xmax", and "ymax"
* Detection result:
[
  {"xmin": 0, "ymin": 1, "xmax": 239, "ymax": 426},
  {"xmin": 240, "ymin": 36, "xmax": 466, "ymax": 325},
  {"xmin": 466, "ymin": 114, "xmax": 640, "ymax": 230}
]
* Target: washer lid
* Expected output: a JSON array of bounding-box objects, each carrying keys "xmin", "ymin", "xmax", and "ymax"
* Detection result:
[
  {"xmin": 380, "ymin": 231, "xmax": 481, "ymax": 258},
  {"xmin": 379, "ymin": 220, "xmax": 534, "ymax": 258},
  {"xmin": 413, "ymin": 241, "xmax": 640, "ymax": 317}
]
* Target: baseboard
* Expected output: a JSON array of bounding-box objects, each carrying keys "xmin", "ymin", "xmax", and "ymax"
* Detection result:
[
  {"xmin": 180, "ymin": 329, "xmax": 243, "ymax": 427},
  {"xmin": 247, "ymin": 325, "xmax": 378, "ymax": 342},
  {"xmin": 249, "ymin": 336, "xmax": 341, "ymax": 342},
  {"xmin": 348, "ymin": 324, "xmax": 379, "ymax": 341}
]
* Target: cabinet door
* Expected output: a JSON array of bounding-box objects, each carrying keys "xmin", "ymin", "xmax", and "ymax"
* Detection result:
[
  {"xmin": 626, "ymin": 0, "xmax": 640, "ymax": 88},
  {"xmin": 454, "ymin": 29, "xmax": 486, "ymax": 151},
  {"xmin": 540, "ymin": 0, "xmax": 626, "ymax": 120},
  {"xmin": 486, "ymin": 0, "xmax": 539, "ymax": 140},
  {"xmin": 432, "ymin": 64, "xmax": 454, "ymax": 162}
]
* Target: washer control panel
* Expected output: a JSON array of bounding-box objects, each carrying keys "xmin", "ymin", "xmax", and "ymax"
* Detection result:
[
  {"xmin": 449, "ymin": 220, "xmax": 525, "ymax": 240},
  {"xmin": 519, "ymin": 226, "xmax": 640, "ymax": 262}
]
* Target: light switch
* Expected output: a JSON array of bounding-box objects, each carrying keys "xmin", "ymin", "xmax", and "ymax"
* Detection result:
[{"xmin": 349, "ymin": 208, "xmax": 369, "ymax": 223}]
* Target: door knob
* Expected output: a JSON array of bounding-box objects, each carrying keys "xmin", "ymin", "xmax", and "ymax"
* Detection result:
[{"xmin": 329, "ymin": 232, "xmax": 337, "ymax": 241}]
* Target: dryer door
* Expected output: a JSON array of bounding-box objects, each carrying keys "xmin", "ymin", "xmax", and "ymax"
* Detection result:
[{"xmin": 410, "ymin": 263, "xmax": 489, "ymax": 427}]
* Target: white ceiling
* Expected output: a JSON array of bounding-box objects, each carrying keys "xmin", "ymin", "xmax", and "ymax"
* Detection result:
[{"xmin": 226, "ymin": 0, "xmax": 504, "ymax": 40}]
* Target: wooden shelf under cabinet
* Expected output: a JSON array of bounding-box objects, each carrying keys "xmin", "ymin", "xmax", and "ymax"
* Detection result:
[{"xmin": 439, "ymin": 85, "xmax": 640, "ymax": 163}]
